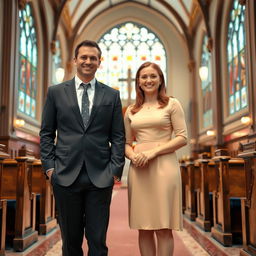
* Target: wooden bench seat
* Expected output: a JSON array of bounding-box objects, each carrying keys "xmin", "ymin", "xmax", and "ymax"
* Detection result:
[
  {"xmin": 0, "ymin": 144, "xmax": 10, "ymax": 255},
  {"xmin": 184, "ymin": 158, "xmax": 200, "ymax": 221},
  {"xmin": 239, "ymin": 140, "xmax": 256, "ymax": 256},
  {"xmin": 195, "ymin": 153, "xmax": 216, "ymax": 231},
  {"xmin": 0, "ymin": 155, "xmax": 38, "ymax": 251},
  {"xmin": 211, "ymin": 149, "xmax": 246, "ymax": 246},
  {"xmin": 30, "ymin": 159, "xmax": 57, "ymax": 235},
  {"xmin": 18, "ymin": 146, "xmax": 57, "ymax": 235}
]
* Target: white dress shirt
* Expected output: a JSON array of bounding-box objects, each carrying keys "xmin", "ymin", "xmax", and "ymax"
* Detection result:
[{"xmin": 75, "ymin": 75, "xmax": 96, "ymax": 114}]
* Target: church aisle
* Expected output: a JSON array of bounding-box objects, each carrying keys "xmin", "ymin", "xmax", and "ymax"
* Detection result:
[{"xmin": 46, "ymin": 186, "xmax": 209, "ymax": 256}]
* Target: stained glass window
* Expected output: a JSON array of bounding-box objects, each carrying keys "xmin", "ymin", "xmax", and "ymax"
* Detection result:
[
  {"xmin": 200, "ymin": 35, "xmax": 212, "ymax": 128},
  {"xmin": 52, "ymin": 40, "xmax": 63, "ymax": 84},
  {"xmin": 97, "ymin": 22, "xmax": 166, "ymax": 101},
  {"xmin": 18, "ymin": 3, "xmax": 37, "ymax": 118},
  {"xmin": 227, "ymin": 0, "xmax": 247, "ymax": 115}
]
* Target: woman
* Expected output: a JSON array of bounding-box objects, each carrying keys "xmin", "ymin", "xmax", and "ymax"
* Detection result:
[{"xmin": 124, "ymin": 62, "xmax": 187, "ymax": 256}]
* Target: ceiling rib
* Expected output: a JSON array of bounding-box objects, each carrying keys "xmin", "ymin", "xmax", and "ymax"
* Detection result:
[
  {"xmin": 71, "ymin": 0, "xmax": 83, "ymax": 20},
  {"xmin": 179, "ymin": 0, "xmax": 190, "ymax": 19},
  {"xmin": 157, "ymin": 0, "xmax": 193, "ymax": 59}
]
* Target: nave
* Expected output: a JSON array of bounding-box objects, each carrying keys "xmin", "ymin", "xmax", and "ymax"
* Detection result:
[
  {"xmin": 45, "ymin": 186, "xmax": 209, "ymax": 256},
  {"xmin": 1, "ymin": 1, "xmax": 256, "ymax": 255}
]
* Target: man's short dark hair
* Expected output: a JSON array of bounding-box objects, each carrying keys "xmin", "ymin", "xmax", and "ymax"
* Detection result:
[{"xmin": 74, "ymin": 40, "xmax": 102, "ymax": 59}]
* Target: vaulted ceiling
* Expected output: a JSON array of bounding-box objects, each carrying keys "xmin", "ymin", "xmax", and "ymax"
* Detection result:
[
  {"xmin": 65, "ymin": 0, "xmax": 199, "ymax": 32},
  {"xmin": 50, "ymin": 0, "xmax": 209, "ymax": 59},
  {"xmin": 52, "ymin": 0, "xmax": 205, "ymax": 37}
]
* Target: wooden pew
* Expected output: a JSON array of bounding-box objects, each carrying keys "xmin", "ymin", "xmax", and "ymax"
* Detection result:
[
  {"xmin": 239, "ymin": 140, "xmax": 256, "ymax": 256},
  {"xmin": 0, "ymin": 144, "xmax": 9, "ymax": 256},
  {"xmin": 0, "ymin": 154, "xmax": 38, "ymax": 251},
  {"xmin": 19, "ymin": 146, "xmax": 57, "ymax": 235},
  {"xmin": 184, "ymin": 158, "xmax": 200, "ymax": 221},
  {"xmin": 195, "ymin": 153, "xmax": 216, "ymax": 231},
  {"xmin": 0, "ymin": 200, "xmax": 6, "ymax": 256},
  {"xmin": 179, "ymin": 159, "xmax": 187, "ymax": 214},
  {"xmin": 30, "ymin": 159, "xmax": 57, "ymax": 235},
  {"xmin": 211, "ymin": 149, "xmax": 246, "ymax": 246}
]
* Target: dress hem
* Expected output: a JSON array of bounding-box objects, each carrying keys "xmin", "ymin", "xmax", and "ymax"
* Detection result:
[{"xmin": 129, "ymin": 227, "xmax": 183, "ymax": 231}]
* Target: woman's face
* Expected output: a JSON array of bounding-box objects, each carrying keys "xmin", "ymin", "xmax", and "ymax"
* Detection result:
[{"xmin": 138, "ymin": 66, "xmax": 161, "ymax": 96}]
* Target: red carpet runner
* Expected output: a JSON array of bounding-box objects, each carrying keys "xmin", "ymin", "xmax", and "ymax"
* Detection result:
[{"xmin": 83, "ymin": 186, "xmax": 193, "ymax": 256}]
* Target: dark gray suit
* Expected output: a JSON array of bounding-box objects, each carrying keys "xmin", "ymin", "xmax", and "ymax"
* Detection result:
[{"xmin": 40, "ymin": 78, "xmax": 125, "ymax": 256}]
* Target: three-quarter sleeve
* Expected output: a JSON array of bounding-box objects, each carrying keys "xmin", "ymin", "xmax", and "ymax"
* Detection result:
[
  {"xmin": 124, "ymin": 106, "xmax": 134, "ymax": 145},
  {"xmin": 169, "ymin": 98, "xmax": 188, "ymax": 140}
]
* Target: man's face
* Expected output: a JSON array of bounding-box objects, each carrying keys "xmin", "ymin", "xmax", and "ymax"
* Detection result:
[{"xmin": 74, "ymin": 46, "xmax": 101, "ymax": 81}]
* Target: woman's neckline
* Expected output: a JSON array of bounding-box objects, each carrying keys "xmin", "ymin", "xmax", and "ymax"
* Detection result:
[{"xmin": 142, "ymin": 102, "xmax": 159, "ymax": 109}]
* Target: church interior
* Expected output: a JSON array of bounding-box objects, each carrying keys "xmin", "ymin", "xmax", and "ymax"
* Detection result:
[{"xmin": 0, "ymin": 0, "xmax": 256, "ymax": 255}]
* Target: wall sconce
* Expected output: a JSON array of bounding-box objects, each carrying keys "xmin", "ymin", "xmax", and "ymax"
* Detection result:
[
  {"xmin": 206, "ymin": 130, "xmax": 215, "ymax": 136},
  {"xmin": 15, "ymin": 119, "xmax": 25, "ymax": 127},
  {"xmin": 240, "ymin": 116, "xmax": 251, "ymax": 125},
  {"xmin": 55, "ymin": 67, "xmax": 65, "ymax": 83},
  {"xmin": 199, "ymin": 66, "xmax": 208, "ymax": 81}
]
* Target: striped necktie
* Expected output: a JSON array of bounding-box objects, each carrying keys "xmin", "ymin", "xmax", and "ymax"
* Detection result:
[{"xmin": 81, "ymin": 83, "xmax": 90, "ymax": 127}]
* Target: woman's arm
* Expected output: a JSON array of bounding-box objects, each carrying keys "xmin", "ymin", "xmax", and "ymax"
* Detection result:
[
  {"xmin": 134, "ymin": 136, "xmax": 187, "ymax": 167},
  {"xmin": 144, "ymin": 135, "xmax": 187, "ymax": 159},
  {"xmin": 136, "ymin": 98, "xmax": 188, "ymax": 167},
  {"xmin": 125, "ymin": 143, "xmax": 137, "ymax": 164},
  {"xmin": 124, "ymin": 106, "xmax": 138, "ymax": 165}
]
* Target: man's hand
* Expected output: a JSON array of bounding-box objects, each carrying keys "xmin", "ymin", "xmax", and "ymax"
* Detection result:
[
  {"xmin": 114, "ymin": 176, "xmax": 120, "ymax": 182},
  {"xmin": 46, "ymin": 169, "xmax": 54, "ymax": 181}
]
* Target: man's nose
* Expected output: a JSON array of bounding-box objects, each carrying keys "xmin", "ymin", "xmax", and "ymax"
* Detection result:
[{"xmin": 85, "ymin": 58, "xmax": 91, "ymax": 64}]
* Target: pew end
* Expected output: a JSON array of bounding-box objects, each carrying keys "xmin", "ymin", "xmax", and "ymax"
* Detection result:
[
  {"xmin": 195, "ymin": 154, "xmax": 215, "ymax": 232},
  {"xmin": 211, "ymin": 150, "xmax": 246, "ymax": 247}
]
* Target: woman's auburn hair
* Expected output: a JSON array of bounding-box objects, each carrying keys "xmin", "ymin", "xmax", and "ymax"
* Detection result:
[{"xmin": 131, "ymin": 62, "xmax": 169, "ymax": 114}]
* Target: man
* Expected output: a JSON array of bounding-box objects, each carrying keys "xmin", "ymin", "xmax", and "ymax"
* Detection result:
[{"xmin": 40, "ymin": 40, "xmax": 125, "ymax": 256}]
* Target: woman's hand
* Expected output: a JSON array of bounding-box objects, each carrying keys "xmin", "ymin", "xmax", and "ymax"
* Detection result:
[
  {"xmin": 132, "ymin": 149, "xmax": 156, "ymax": 167},
  {"xmin": 142, "ymin": 149, "xmax": 157, "ymax": 161}
]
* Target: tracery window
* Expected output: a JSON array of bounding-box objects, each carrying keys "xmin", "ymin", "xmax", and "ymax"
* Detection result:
[
  {"xmin": 97, "ymin": 22, "xmax": 167, "ymax": 101},
  {"xmin": 200, "ymin": 35, "xmax": 212, "ymax": 128},
  {"xmin": 52, "ymin": 39, "xmax": 63, "ymax": 84},
  {"xmin": 227, "ymin": 0, "xmax": 247, "ymax": 115},
  {"xmin": 18, "ymin": 3, "xmax": 38, "ymax": 118}
]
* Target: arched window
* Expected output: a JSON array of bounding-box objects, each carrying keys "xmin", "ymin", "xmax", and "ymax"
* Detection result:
[
  {"xmin": 227, "ymin": 0, "xmax": 247, "ymax": 115},
  {"xmin": 97, "ymin": 22, "xmax": 166, "ymax": 101},
  {"xmin": 18, "ymin": 3, "xmax": 38, "ymax": 119},
  {"xmin": 199, "ymin": 35, "xmax": 212, "ymax": 128},
  {"xmin": 52, "ymin": 39, "xmax": 64, "ymax": 84}
]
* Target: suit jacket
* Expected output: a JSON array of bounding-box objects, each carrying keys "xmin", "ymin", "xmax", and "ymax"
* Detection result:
[{"xmin": 39, "ymin": 78, "xmax": 125, "ymax": 188}]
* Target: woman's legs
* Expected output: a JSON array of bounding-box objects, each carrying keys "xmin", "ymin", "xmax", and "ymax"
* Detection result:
[
  {"xmin": 155, "ymin": 229, "xmax": 174, "ymax": 256},
  {"xmin": 138, "ymin": 230, "xmax": 156, "ymax": 256}
]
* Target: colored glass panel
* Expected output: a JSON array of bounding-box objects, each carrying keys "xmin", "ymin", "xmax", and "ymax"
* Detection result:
[
  {"xmin": 227, "ymin": 0, "xmax": 247, "ymax": 115},
  {"xmin": 18, "ymin": 3, "xmax": 37, "ymax": 118},
  {"xmin": 200, "ymin": 35, "xmax": 212, "ymax": 128},
  {"xmin": 97, "ymin": 22, "xmax": 167, "ymax": 100},
  {"xmin": 52, "ymin": 39, "xmax": 63, "ymax": 84}
]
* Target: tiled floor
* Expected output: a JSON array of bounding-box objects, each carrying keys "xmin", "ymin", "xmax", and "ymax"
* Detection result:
[
  {"xmin": 45, "ymin": 229, "xmax": 210, "ymax": 256},
  {"xmin": 45, "ymin": 188, "xmax": 210, "ymax": 256}
]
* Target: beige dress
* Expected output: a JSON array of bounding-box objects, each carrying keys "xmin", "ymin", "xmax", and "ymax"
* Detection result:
[{"xmin": 124, "ymin": 97, "xmax": 187, "ymax": 230}]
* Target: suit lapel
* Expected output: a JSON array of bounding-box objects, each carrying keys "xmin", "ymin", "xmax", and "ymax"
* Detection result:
[
  {"xmin": 85, "ymin": 81, "xmax": 105, "ymax": 131},
  {"xmin": 64, "ymin": 78, "xmax": 84, "ymax": 129}
]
